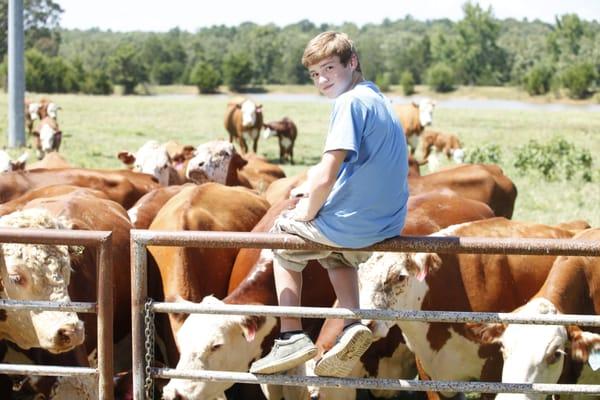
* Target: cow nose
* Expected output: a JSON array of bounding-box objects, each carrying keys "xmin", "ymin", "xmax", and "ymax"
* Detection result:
[
  {"xmin": 54, "ymin": 321, "xmax": 84, "ymax": 346},
  {"xmin": 310, "ymin": 394, "xmax": 320, "ymax": 400},
  {"xmin": 163, "ymin": 390, "xmax": 183, "ymax": 400}
]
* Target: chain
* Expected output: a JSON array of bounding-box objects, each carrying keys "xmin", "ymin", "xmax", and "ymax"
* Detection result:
[{"xmin": 144, "ymin": 298, "xmax": 156, "ymax": 400}]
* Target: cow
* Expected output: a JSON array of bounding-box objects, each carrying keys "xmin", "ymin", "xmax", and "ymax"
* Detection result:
[
  {"xmin": 358, "ymin": 217, "xmax": 579, "ymax": 400},
  {"xmin": 0, "ymin": 150, "xmax": 28, "ymax": 172},
  {"xmin": 32, "ymin": 116, "xmax": 62, "ymax": 160},
  {"xmin": 24, "ymin": 99, "xmax": 40, "ymax": 136},
  {"xmin": 0, "ymin": 168, "xmax": 160, "ymax": 208},
  {"xmin": 185, "ymin": 140, "xmax": 252, "ymax": 188},
  {"xmin": 417, "ymin": 130, "xmax": 465, "ymax": 172},
  {"xmin": 239, "ymin": 153, "xmax": 286, "ymax": 194},
  {"xmin": 224, "ymin": 97, "xmax": 264, "ymax": 154},
  {"xmin": 164, "ymin": 140, "xmax": 196, "ymax": 184},
  {"xmin": 148, "ymin": 182, "xmax": 270, "ymax": 338},
  {"xmin": 127, "ymin": 184, "xmax": 191, "ymax": 229},
  {"xmin": 264, "ymin": 171, "xmax": 309, "ymax": 205},
  {"xmin": 118, "ymin": 140, "xmax": 185, "ymax": 186},
  {"xmin": 162, "ymin": 192, "xmax": 495, "ymax": 400},
  {"xmin": 27, "ymin": 152, "xmax": 73, "ymax": 170},
  {"xmin": 393, "ymin": 99, "xmax": 436, "ymax": 153},
  {"xmin": 0, "ymin": 208, "xmax": 85, "ymax": 353},
  {"xmin": 470, "ymin": 228, "xmax": 600, "ymax": 400},
  {"xmin": 263, "ymin": 117, "xmax": 298, "ymax": 164}
]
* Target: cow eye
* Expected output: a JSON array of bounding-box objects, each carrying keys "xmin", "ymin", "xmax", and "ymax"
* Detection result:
[
  {"xmin": 8, "ymin": 274, "xmax": 23, "ymax": 285},
  {"xmin": 210, "ymin": 343, "xmax": 222, "ymax": 352},
  {"xmin": 546, "ymin": 348, "xmax": 565, "ymax": 364}
]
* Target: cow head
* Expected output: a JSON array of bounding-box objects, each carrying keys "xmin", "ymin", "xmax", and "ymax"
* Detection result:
[
  {"xmin": 0, "ymin": 208, "xmax": 84, "ymax": 353},
  {"xmin": 262, "ymin": 119, "xmax": 289, "ymax": 140},
  {"xmin": 0, "ymin": 150, "xmax": 28, "ymax": 172},
  {"xmin": 46, "ymin": 102, "xmax": 61, "ymax": 120},
  {"xmin": 359, "ymin": 251, "xmax": 439, "ymax": 338},
  {"xmin": 469, "ymin": 298, "xmax": 600, "ymax": 400},
  {"xmin": 416, "ymin": 99, "xmax": 435, "ymax": 128},
  {"xmin": 117, "ymin": 140, "xmax": 172, "ymax": 186},
  {"xmin": 239, "ymin": 100, "xmax": 262, "ymax": 128},
  {"xmin": 27, "ymin": 102, "xmax": 41, "ymax": 121},
  {"xmin": 185, "ymin": 141, "xmax": 246, "ymax": 185},
  {"xmin": 162, "ymin": 296, "xmax": 276, "ymax": 400},
  {"xmin": 33, "ymin": 118, "xmax": 62, "ymax": 160}
]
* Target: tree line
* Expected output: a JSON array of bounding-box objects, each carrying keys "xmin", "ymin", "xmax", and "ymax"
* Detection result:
[{"xmin": 1, "ymin": 1, "xmax": 599, "ymax": 98}]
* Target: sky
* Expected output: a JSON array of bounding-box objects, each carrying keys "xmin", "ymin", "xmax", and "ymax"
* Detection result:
[{"xmin": 55, "ymin": 0, "xmax": 600, "ymax": 32}]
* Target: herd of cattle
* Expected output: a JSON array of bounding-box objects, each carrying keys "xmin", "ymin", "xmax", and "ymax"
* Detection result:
[{"xmin": 0, "ymin": 95, "xmax": 597, "ymax": 400}]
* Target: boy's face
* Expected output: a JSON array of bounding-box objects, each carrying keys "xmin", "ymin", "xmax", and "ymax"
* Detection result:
[{"xmin": 308, "ymin": 55, "xmax": 357, "ymax": 99}]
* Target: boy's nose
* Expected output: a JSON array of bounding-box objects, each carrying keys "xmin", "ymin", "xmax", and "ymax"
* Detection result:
[{"xmin": 318, "ymin": 75, "xmax": 328, "ymax": 84}]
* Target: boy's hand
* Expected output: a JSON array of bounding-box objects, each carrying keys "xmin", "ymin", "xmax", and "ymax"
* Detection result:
[{"xmin": 291, "ymin": 197, "xmax": 314, "ymax": 221}]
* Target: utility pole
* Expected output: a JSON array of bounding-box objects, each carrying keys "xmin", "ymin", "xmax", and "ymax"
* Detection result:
[{"xmin": 8, "ymin": 0, "xmax": 25, "ymax": 147}]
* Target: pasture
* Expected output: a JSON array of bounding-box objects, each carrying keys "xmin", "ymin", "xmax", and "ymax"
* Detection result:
[{"xmin": 0, "ymin": 92, "xmax": 598, "ymax": 227}]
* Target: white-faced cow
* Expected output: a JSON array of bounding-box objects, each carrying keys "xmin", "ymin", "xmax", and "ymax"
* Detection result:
[
  {"xmin": 470, "ymin": 228, "xmax": 600, "ymax": 400},
  {"xmin": 224, "ymin": 98, "xmax": 264, "ymax": 154},
  {"xmin": 418, "ymin": 130, "xmax": 465, "ymax": 172},
  {"xmin": 32, "ymin": 117, "xmax": 62, "ymax": 160},
  {"xmin": 118, "ymin": 140, "xmax": 184, "ymax": 186},
  {"xmin": 0, "ymin": 150, "xmax": 28, "ymax": 173},
  {"xmin": 359, "ymin": 217, "xmax": 579, "ymax": 399},
  {"xmin": 263, "ymin": 117, "xmax": 298, "ymax": 164},
  {"xmin": 393, "ymin": 99, "xmax": 436, "ymax": 153}
]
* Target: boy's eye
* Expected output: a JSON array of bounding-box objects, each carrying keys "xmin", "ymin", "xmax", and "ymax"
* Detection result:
[
  {"xmin": 310, "ymin": 72, "xmax": 319, "ymax": 79},
  {"xmin": 326, "ymin": 65, "xmax": 334, "ymax": 71}
]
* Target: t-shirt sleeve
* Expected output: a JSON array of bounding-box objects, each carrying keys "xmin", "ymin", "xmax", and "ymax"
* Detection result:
[{"xmin": 323, "ymin": 95, "xmax": 367, "ymax": 163}]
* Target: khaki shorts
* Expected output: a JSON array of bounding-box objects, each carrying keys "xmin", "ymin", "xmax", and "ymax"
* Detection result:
[{"xmin": 271, "ymin": 212, "xmax": 371, "ymax": 272}]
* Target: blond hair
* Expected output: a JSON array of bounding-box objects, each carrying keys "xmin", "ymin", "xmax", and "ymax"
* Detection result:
[{"xmin": 301, "ymin": 31, "xmax": 362, "ymax": 72}]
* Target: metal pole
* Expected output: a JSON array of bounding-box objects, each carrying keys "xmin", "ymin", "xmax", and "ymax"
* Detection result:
[
  {"xmin": 131, "ymin": 240, "xmax": 148, "ymax": 400},
  {"xmin": 8, "ymin": 0, "xmax": 25, "ymax": 147},
  {"xmin": 97, "ymin": 237, "xmax": 114, "ymax": 400}
]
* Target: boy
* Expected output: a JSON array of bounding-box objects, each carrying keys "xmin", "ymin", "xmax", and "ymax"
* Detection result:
[{"xmin": 250, "ymin": 31, "xmax": 409, "ymax": 377}]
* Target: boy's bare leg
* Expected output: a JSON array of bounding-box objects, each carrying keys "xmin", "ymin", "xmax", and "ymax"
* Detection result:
[
  {"xmin": 274, "ymin": 261, "xmax": 303, "ymax": 332},
  {"xmin": 327, "ymin": 266, "xmax": 360, "ymax": 326}
]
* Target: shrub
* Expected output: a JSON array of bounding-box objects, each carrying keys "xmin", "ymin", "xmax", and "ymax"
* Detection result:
[
  {"xmin": 375, "ymin": 72, "xmax": 391, "ymax": 92},
  {"xmin": 190, "ymin": 62, "xmax": 222, "ymax": 94},
  {"xmin": 222, "ymin": 52, "xmax": 253, "ymax": 91},
  {"xmin": 400, "ymin": 71, "xmax": 415, "ymax": 95},
  {"xmin": 513, "ymin": 137, "xmax": 593, "ymax": 181},
  {"xmin": 426, "ymin": 63, "xmax": 455, "ymax": 93},
  {"xmin": 523, "ymin": 64, "xmax": 554, "ymax": 95},
  {"xmin": 81, "ymin": 70, "xmax": 113, "ymax": 95},
  {"xmin": 561, "ymin": 63, "xmax": 597, "ymax": 99},
  {"xmin": 464, "ymin": 144, "xmax": 502, "ymax": 164}
]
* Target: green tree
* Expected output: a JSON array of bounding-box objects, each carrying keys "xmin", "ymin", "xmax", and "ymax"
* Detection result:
[
  {"xmin": 0, "ymin": 0, "xmax": 64, "ymax": 57},
  {"xmin": 561, "ymin": 62, "xmax": 597, "ymax": 99},
  {"xmin": 400, "ymin": 70, "xmax": 415, "ymax": 95},
  {"xmin": 426, "ymin": 62, "xmax": 455, "ymax": 92},
  {"xmin": 222, "ymin": 51, "xmax": 253, "ymax": 91},
  {"xmin": 107, "ymin": 44, "xmax": 147, "ymax": 94},
  {"xmin": 190, "ymin": 61, "xmax": 221, "ymax": 93}
]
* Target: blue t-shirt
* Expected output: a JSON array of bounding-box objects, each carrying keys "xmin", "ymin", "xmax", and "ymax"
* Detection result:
[{"xmin": 314, "ymin": 81, "xmax": 409, "ymax": 248}]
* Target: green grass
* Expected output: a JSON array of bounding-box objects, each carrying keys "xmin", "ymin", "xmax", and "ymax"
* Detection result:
[{"xmin": 0, "ymin": 91, "xmax": 598, "ymax": 227}]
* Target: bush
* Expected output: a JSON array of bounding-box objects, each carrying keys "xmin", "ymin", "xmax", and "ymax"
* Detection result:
[
  {"xmin": 426, "ymin": 63, "xmax": 455, "ymax": 93},
  {"xmin": 513, "ymin": 137, "xmax": 593, "ymax": 181},
  {"xmin": 81, "ymin": 70, "xmax": 113, "ymax": 95},
  {"xmin": 190, "ymin": 62, "xmax": 222, "ymax": 94},
  {"xmin": 523, "ymin": 64, "xmax": 554, "ymax": 95},
  {"xmin": 464, "ymin": 144, "xmax": 502, "ymax": 164},
  {"xmin": 400, "ymin": 71, "xmax": 415, "ymax": 95},
  {"xmin": 222, "ymin": 52, "xmax": 253, "ymax": 91},
  {"xmin": 375, "ymin": 72, "xmax": 391, "ymax": 92},
  {"xmin": 561, "ymin": 63, "xmax": 597, "ymax": 99}
]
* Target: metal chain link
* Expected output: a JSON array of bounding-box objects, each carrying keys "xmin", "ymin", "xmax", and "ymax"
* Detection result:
[{"xmin": 144, "ymin": 298, "xmax": 156, "ymax": 400}]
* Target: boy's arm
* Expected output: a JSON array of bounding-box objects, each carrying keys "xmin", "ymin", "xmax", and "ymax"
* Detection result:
[{"xmin": 293, "ymin": 149, "xmax": 347, "ymax": 221}]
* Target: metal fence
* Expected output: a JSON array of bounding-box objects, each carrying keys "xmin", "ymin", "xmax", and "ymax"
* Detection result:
[
  {"xmin": 0, "ymin": 228, "xmax": 114, "ymax": 400},
  {"xmin": 130, "ymin": 229, "xmax": 600, "ymax": 400}
]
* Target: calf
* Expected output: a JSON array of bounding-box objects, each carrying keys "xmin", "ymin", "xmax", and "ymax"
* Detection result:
[
  {"xmin": 224, "ymin": 98, "xmax": 264, "ymax": 153},
  {"xmin": 471, "ymin": 228, "xmax": 600, "ymax": 400},
  {"xmin": 32, "ymin": 116, "xmax": 62, "ymax": 160},
  {"xmin": 185, "ymin": 140, "xmax": 252, "ymax": 188},
  {"xmin": 359, "ymin": 217, "xmax": 578, "ymax": 399},
  {"xmin": 418, "ymin": 130, "xmax": 464, "ymax": 172},
  {"xmin": 393, "ymin": 99, "xmax": 436, "ymax": 153},
  {"xmin": 263, "ymin": 117, "xmax": 298, "ymax": 164},
  {"xmin": 118, "ymin": 140, "xmax": 185, "ymax": 186},
  {"xmin": 240, "ymin": 153, "xmax": 286, "ymax": 193}
]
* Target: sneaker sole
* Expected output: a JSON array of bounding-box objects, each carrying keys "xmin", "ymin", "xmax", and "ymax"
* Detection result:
[
  {"xmin": 250, "ymin": 346, "xmax": 317, "ymax": 374},
  {"xmin": 314, "ymin": 328, "xmax": 373, "ymax": 378}
]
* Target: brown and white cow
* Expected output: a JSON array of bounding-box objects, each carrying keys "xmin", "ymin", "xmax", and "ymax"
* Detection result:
[
  {"xmin": 32, "ymin": 116, "xmax": 62, "ymax": 160},
  {"xmin": 359, "ymin": 217, "xmax": 578, "ymax": 399},
  {"xmin": 418, "ymin": 130, "xmax": 464, "ymax": 172},
  {"xmin": 224, "ymin": 98, "xmax": 264, "ymax": 154},
  {"xmin": 239, "ymin": 153, "xmax": 286, "ymax": 194},
  {"xmin": 0, "ymin": 167, "xmax": 160, "ymax": 208},
  {"xmin": 470, "ymin": 228, "xmax": 600, "ymax": 400},
  {"xmin": 0, "ymin": 208, "xmax": 84, "ymax": 353},
  {"xmin": 118, "ymin": 140, "xmax": 185, "ymax": 186},
  {"xmin": 27, "ymin": 152, "xmax": 73, "ymax": 170},
  {"xmin": 393, "ymin": 99, "xmax": 436, "ymax": 153},
  {"xmin": 0, "ymin": 150, "xmax": 28, "ymax": 172},
  {"xmin": 162, "ymin": 192, "xmax": 495, "ymax": 400},
  {"xmin": 127, "ymin": 184, "xmax": 191, "ymax": 229},
  {"xmin": 263, "ymin": 117, "xmax": 298, "ymax": 164}
]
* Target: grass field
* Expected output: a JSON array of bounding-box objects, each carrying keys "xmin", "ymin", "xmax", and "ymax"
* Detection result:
[{"xmin": 0, "ymin": 89, "xmax": 598, "ymax": 227}]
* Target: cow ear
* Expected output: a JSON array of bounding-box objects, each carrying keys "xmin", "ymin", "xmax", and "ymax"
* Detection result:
[
  {"xmin": 232, "ymin": 152, "xmax": 248, "ymax": 170},
  {"xmin": 256, "ymin": 105, "xmax": 263, "ymax": 113},
  {"xmin": 567, "ymin": 325, "xmax": 600, "ymax": 362},
  {"xmin": 182, "ymin": 146, "xmax": 196, "ymax": 160},
  {"xmin": 465, "ymin": 322, "xmax": 506, "ymax": 344},
  {"xmin": 117, "ymin": 151, "xmax": 135, "ymax": 166},
  {"xmin": 32, "ymin": 131, "xmax": 40, "ymax": 138},
  {"xmin": 240, "ymin": 315, "xmax": 265, "ymax": 342}
]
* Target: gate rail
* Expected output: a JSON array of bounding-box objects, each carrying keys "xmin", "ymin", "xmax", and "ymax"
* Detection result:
[
  {"xmin": 0, "ymin": 228, "xmax": 114, "ymax": 400},
  {"xmin": 130, "ymin": 229, "xmax": 600, "ymax": 400}
]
